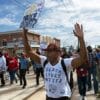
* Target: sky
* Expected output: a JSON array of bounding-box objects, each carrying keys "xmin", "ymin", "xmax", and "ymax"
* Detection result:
[{"xmin": 0, "ymin": 0, "xmax": 100, "ymax": 47}]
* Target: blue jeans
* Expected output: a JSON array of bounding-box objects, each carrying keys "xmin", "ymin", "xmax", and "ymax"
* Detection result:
[
  {"xmin": 87, "ymin": 66, "xmax": 98, "ymax": 94},
  {"xmin": 9, "ymin": 70, "xmax": 16, "ymax": 84},
  {"xmin": 77, "ymin": 76, "xmax": 87, "ymax": 96}
]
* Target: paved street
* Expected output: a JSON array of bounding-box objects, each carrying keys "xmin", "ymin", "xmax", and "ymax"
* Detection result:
[
  {"xmin": 26, "ymin": 72, "xmax": 98, "ymax": 100},
  {"xmin": 27, "ymin": 84, "xmax": 97, "ymax": 100},
  {"xmin": 0, "ymin": 71, "xmax": 99, "ymax": 100},
  {"xmin": 0, "ymin": 70, "xmax": 44, "ymax": 100}
]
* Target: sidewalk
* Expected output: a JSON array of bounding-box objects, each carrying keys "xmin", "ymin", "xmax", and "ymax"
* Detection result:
[{"xmin": 0, "ymin": 71, "xmax": 44, "ymax": 100}]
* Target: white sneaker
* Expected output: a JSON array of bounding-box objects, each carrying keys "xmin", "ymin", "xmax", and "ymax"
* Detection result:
[
  {"xmin": 79, "ymin": 96, "xmax": 87, "ymax": 100},
  {"xmin": 82, "ymin": 96, "xmax": 87, "ymax": 100},
  {"xmin": 84, "ymin": 96, "xmax": 87, "ymax": 100},
  {"xmin": 79, "ymin": 95, "xmax": 83, "ymax": 100}
]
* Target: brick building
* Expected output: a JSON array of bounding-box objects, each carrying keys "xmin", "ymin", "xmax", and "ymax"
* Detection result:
[
  {"xmin": 0, "ymin": 29, "xmax": 40, "ymax": 56},
  {"xmin": 0, "ymin": 29, "xmax": 60, "ymax": 56}
]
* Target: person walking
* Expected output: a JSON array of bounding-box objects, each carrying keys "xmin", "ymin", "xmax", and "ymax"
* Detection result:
[
  {"xmin": 19, "ymin": 52, "xmax": 28, "ymax": 89},
  {"xmin": 74, "ymin": 49, "xmax": 88, "ymax": 100},
  {"xmin": 23, "ymin": 23, "xmax": 88, "ymax": 100},
  {"xmin": 0, "ymin": 51, "xmax": 7, "ymax": 87},
  {"xmin": 7, "ymin": 56, "xmax": 19, "ymax": 85},
  {"xmin": 32, "ymin": 49, "xmax": 44, "ymax": 86},
  {"xmin": 87, "ymin": 46, "xmax": 99, "ymax": 95}
]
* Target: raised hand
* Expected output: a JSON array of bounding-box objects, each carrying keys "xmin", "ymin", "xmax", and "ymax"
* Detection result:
[{"xmin": 73, "ymin": 23, "xmax": 84, "ymax": 38}]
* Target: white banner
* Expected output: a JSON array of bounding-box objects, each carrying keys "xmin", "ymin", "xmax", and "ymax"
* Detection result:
[{"xmin": 20, "ymin": 1, "xmax": 44, "ymax": 28}]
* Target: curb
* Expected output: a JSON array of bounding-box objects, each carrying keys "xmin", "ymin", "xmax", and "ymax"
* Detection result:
[{"xmin": 23, "ymin": 85, "xmax": 44, "ymax": 100}]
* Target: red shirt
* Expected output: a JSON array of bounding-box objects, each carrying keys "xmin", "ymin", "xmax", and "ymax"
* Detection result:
[
  {"xmin": 76, "ymin": 67, "xmax": 88, "ymax": 77},
  {"xmin": 8, "ymin": 57, "xmax": 19, "ymax": 71}
]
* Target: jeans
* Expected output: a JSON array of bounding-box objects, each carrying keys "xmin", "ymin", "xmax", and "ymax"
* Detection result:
[
  {"xmin": 36, "ymin": 67, "xmax": 44, "ymax": 85},
  {"xmin": 0, "ymin": 72, "xmax": 5, "ymax": 85},
  {"xmin": 87, "ymin": 66, "xmax": 98, "ymax": 94},
  {"xmin": 19, "ymin": 69, "xmax": 27, "ymax": 86},
  {"xmin": 9, "ymin": 70, "xmax": 16, "ymax": 84},
  {"xmin": 77, "ymin": 76, "xmax": 87, "ymax": 96}
]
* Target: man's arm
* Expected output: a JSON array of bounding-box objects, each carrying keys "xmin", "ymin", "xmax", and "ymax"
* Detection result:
[
  {"xmin": 71, "ymin": 23, "xmax": 88, "ymax": 68},
  {"xmin": 22, "ymin": 28, "xmax": 41, "ymax": 64}
]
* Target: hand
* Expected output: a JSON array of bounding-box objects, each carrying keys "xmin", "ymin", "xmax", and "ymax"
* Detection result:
[{"xmin": 73, "ymin": 23, "xmax": 84, "ymax": 38}]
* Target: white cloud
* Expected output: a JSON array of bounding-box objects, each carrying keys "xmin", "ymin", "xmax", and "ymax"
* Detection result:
[
  {"xmin": 0, "ymin": 18, "xmax": 19, "ymax": 26},
  {"xmin": 44, "ymin": 0, "xmax": 59, "ymax": 8},
  {"xmin": 73, "ymin": 0, "xmax": 100, "ymax": 9},
  {"xmin": 25, "ymin": 0, "xmax": 100, "ymax": 46},
  {"xmin": 0, "ymin": 0, "xmax": 100, "ymax": 47}
]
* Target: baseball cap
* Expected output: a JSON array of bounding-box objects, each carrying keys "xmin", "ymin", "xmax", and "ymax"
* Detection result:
[{"xmin": 43, "ymin": 43, "xmax": 61, "ymax": 52}]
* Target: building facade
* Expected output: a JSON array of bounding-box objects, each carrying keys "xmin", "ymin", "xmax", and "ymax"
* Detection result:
[
  {"xmin": 0, "ymin": 29, "xmax": 60, "ymax": 56},
  {"xmin": 0, "ymin": 29, "xmax": 40, "ymax": 56}
]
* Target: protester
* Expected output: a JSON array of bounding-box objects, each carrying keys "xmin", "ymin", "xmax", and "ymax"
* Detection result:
[
  {"xmin": 31, "ymin": 49, "xmax": 44, "ymax": 86},
  {"xmin": 23, "ymin": 23, "xmax": 88, "ymax": 100},
  {"xmin": 7, "ymin": 56, "xmax": 19, "ymax": 85},
  {"xmin": 87, "ymin": 46, "xmax": 98, "ymax": 94},
  {"xmin": 74, "ymin": 49, "xmax": 88, "ymax": 100},
  {"xmin": 19, "ymin": 52, "xmax": 28, "ymax": 89},
  {"xmin": 0, "ymin": 51, "xmax": 7, "ymax": 87},
  {"xmin": 61, "ymin": 48, "xmax": 70, "ymax": 58}
]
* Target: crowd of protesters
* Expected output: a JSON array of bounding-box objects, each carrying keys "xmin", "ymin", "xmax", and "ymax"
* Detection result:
[
  {"xmin": 22, "ymin": 23, "xmax": 100, "ymax": 100},
  {"xmin": 61, "ymin": 46, "xmax": 100, "ymax": 100},
  {"xmin": 0, "ymin": 26, "xmax": 100, "ymax": 100},
  {"xmin": 0, "ymin": 45, "xmax": 100, "ymax": 99},
  {"xmin": 0, "ymin": 51, "xmax": 29, "ymax": 89},
  {"xmin": 0, "ymin": 49, "xmax": 45, "ymax": 88}
]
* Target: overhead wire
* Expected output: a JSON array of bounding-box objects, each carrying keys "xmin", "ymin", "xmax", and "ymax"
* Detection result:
[
  {"xmin": 25, "ymin": 0, "xmax": 32, "ymax": 4},
  {"xmin": 14, "ymin": 0, "xmax": 26, "ymax": 7},
  {"xmin": 58, "ymin": 0, "xmax": 78, "ymax": 47},
  {"xmin": 62, "ymin": 0, "xmax": 75, "ymax": 11},
  {"xmin": 10, "ymin": 0, "xmax": 26, "ymax": 10}
]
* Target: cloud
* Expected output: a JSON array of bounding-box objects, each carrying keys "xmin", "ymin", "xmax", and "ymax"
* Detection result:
[
  {"xmin": 73, "ymin": 0, "xmax": 100, "ymax": 9},
  {"xmin": 0, "ymin": 18, "xmax": 19, "ymax": 26},
  {"xmin": 0, "ymin": 0, "xmax": 100, "ymax": 47}
]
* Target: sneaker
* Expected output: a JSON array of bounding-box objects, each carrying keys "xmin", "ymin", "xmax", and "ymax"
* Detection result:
[
  {"xmin": 22, "ymin": 85, "xmax": 26, "ymax": 89},
  {"xmin": 79, "ymin": 95, "xmax": 83, "ymax": 100},
  {"xmin": 83, "ymin": 96, "xmax": 87, "ymax": 100},
  {"xmin": 80, "ymin": 96, "xmax": 87, "ymax": 100}
]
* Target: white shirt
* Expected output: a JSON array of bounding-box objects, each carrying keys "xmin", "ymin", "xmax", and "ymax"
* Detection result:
[
  {"xmin": 40, "ymin": 55, "xmax": 73, "ymax": 98},
  {"xmin": 0, "ymin": 56, "xmax": 7, "ymax": 72}
]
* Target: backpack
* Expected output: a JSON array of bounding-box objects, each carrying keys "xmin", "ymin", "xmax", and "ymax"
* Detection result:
[{"xmin": 43, "ymin": 59, "xmax": 74, "ymax": 91}]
